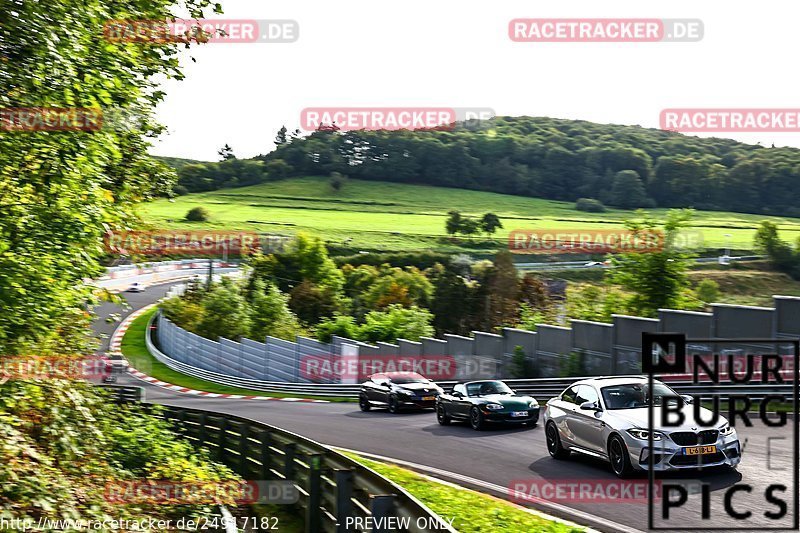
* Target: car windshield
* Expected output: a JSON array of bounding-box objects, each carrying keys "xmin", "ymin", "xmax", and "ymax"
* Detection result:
[
  {"xmin": 467, "ymin": 381, "xmax": 513, "ymax": 397},
  {"xmin": 601, "ymin": 382, "xmax": 678, "ymax": 410}
]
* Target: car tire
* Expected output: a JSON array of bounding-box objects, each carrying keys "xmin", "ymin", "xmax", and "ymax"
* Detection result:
[
  {"xmin": 359, "ymin": 394, "xmax": 371, "ymax": 412},
  {"xmin": 469, "ymin": 407, "xmax": 485, "ymax": 430},
  {"xmin": 608, "ymin": 434, "xmax": 634, "ymax": 478},
  {"xmin": 437, "ymin": 404, "xmax": 451, "ymax": 425},
  {"xmin": 545, "ymin": 422, "xmax": 570, "ymax": 459},
  {"xmin": 388, "ymin": 395, "xmax": 400, "ymax": 414}
]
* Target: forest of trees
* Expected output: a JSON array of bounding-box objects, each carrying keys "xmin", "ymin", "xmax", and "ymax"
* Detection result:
[{"xmin": 171, "ymin": 116, "xmax": 800, "ymax": 217}]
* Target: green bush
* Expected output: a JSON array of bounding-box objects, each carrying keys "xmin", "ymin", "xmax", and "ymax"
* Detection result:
[
  {"xmin": 315, "ymin": 305, "xmax": 434, "ymax": 344},
  {"xmin": 185, "ymin": 206, "xmax": 211, "ymax": 221},
  {"xmin": 575, "ymin": 198, "xmax": 606, "ymax": 213},
  {"xmin": 560, "ymin": 351, "xmax": 587, "ymax": 377},
  {"xmin": 695, "ymin": 279, "xmax": 721, "ymax": 303},
  {"xmin": 315, "ymin": 314, "xmax": 359, "ymax": 343},
  {"xmin": 509, "ymin": 345, "xmax": 530, "ymax": 378}
]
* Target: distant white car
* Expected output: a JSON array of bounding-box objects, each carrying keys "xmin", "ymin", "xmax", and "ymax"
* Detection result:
[{"xmin": 127, "ymin": 282, "xmax": 146, "ymax": 292}]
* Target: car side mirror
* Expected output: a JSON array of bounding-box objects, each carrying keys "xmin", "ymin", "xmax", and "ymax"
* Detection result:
[
  {"xmin": 382, "ymin": 382, "xmax": 391, "ymax": 388},
  {"xmin": 452, "ymin": 391, "xmax": 463, "ymax": 398},
  {"xmin": 511, "ymin": 389, "xmax": 518, "ymax": 394},
  {"xmin": 580, "ymin": 401, "xmax": 600, "ymax": 411},
  {"xmin": 681, "ymin": 394, "xmax": 693, "ymax": 404}
]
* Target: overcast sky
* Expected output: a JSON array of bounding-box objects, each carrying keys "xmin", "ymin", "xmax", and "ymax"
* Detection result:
[{"xmin": 150, "ymin": 0, "xmax": 800, "ymax": 161}]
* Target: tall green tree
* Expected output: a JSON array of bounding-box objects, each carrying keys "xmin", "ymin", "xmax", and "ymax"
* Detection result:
[
  {"xmin": 1, "ymin": 0, "xmax": 237, "ymax": 523},
  {"xmin": 197, "ymin": 280, "xmax": 252, "ymax": 340},
  {"xmin": 610, "ymin": 170, "xmax": 651, "ymax": 209},
  {"xmin": 607, "ymin": 210, "xmax": 695, "ymax": 316},
  {"xmin": 217, "ymin": 143, "xmax": 236, "ymax": 160},
  {"xmin": 248, "ymin": 280, "xmax": 302, "ymax": 340},
  {"xmin": 754, "ymin": 221, "xmax": 799, "ymax": 276},
  {"xmin": 479, "ymin": 250, "xmax": 520, "ymax": 329},
  {"xmin": 480, "ymin": 213, "xmax": 503, "ymax": 236},
  {"xmin": 445, "ymin": 210, "xmax": 463, "ymax": 236},
  {"xmin": 429, "ymin": 264, "xmax": 470, "ymax": 335}
]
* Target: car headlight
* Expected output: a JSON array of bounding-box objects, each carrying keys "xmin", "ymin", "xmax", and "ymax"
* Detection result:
[
  {"xmin": 484, "ymin": 403, "xmax": 504, "ymax": 410},
  {"xmin": 529, "ymin": 400, "xmax": 539, "ymax": 408},
  {"xmin": 719, "ymin": 423, "xmax": 735, "ymax": 436},
  {"xmin": 626, "ymin": 428, "xmax": 662, "ymax": 441},
  {"xmin": 395, "ymin": 388, "xmax": 412, "ymax": 397}
]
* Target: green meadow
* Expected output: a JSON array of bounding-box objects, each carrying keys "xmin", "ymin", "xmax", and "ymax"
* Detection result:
[{"xmin": 139, "ymin": 176, "xmax": 800, "ymax": 253}]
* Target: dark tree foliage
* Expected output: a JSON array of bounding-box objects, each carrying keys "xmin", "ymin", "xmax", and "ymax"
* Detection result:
[
  {"xmin": 162, "ymin": 116, "xmax": 800, "ymax": 217},
  {"xmin": 218, "ymin": 143, "xmax": 236, "ymax": 161},
  {"xmin": 429, "ymin": 264, "xmax": 470, "ymax": 335},
  {"xmin": 289, "ymin": 280, "xmax": 338, "ymax": 325}
]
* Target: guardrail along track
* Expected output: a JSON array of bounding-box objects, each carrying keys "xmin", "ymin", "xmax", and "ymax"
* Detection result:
[
  {"xmin": 96, "ymin": 386, "xmax": 454, "ymax": 533},
  {"xmin": 159, "ymin": 406, "xmax": 454, "ymax": 533}
]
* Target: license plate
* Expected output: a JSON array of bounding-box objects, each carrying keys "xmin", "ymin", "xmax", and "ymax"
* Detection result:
[
  {"xmin": 684, "ymin": 445, "xmax": 717, "ymax": 455},
  {"xmin": 422, "ymin": 396, "xmax": 435, "ymax": 401},
  {"xmin": 511, "ymin": 411, "xmax": 528, "ymax": 417}
]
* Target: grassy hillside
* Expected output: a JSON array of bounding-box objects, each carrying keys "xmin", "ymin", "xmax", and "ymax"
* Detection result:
[{"xmin": 139, "ymin": 176, "xmax": 800, "ymax": 254}]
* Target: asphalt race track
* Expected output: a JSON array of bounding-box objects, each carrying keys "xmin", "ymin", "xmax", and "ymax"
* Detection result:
[{"xmin": 92, "ymin": 281, "xmax": 798, "ymax": 533}]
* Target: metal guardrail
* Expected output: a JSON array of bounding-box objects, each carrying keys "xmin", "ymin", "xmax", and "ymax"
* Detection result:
[
  {"xmin": 143, "ymin": 313, "xmax": 796, "ymax": 401},
  {"xmin": 158, "ymin": 406, "xmax": 455, "ymax": 533},
  {"xmin": 98, "ymin": 384, "xmax": 144, "ymax": 402},
  {"xmin": 99, "ymin": 385, "xmax": 454, "ymax": 533}
]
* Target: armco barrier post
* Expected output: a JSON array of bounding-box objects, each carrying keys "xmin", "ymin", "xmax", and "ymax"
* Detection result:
[
  {"xmin": 260, "ymin": 429, "xmax": 272, "ymax": 479},
  {"xmin": 334, "ymin": 469, "xmax": 354, "ymax": 533},
  {"xmin": 197, "ymin": 411, "xmax": 207, "ymax": 446},
  {"xmin": 283, "ymin": 442, "xmax": 297, "ymax": 480},
  {"xmin": 238, "ymin": 423, "xmax": 250, "ymax": 474},
  {"xmin": 217, "ymin": 417, "xmax": 228, "ymax": 460},
  {"xmin": 369, "ymin": 495, "xmax": 397, "ymax": 533},
  {"xmin": 305, "ymin": 453, "xmax": 323, "ymax": 533}
]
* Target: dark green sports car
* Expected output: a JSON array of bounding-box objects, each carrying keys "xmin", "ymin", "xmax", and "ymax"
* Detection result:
[{"xmin": 436, "ymin": 380, "xmax": 540, "ymax": 430}]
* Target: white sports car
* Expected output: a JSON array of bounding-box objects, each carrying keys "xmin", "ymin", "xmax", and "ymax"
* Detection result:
[{"xmin": 543, "ymin": 376, "xmax": 741, "ymax": 477}]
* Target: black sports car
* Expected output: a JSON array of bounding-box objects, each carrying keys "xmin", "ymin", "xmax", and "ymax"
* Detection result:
[
  {"xmin": 436, "ymin": 380, "xmax": 540, "ymax": 430},
  {"xmin": 359, "ymin": 372, "xmax": 444, "ymax": 413}
]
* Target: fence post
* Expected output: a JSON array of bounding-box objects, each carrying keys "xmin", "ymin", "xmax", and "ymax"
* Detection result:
[
  {"xmin": 238, "ymin": 423, "xmax": 251, "ymax": 476},
  {"xmin": 264, "ymin": 337, "xmax": 271, "ymax": 381},
  {"xmin": 283, "ymin": 442, "xmax": 297, "ymax": 481},
  {"xmin": 217, "ymin": 417, "xmax": 228, "ymax": 461},
  {"xmin": 305, "ymin": 453, "xmax": 323, "ymax": 533},
  {"xmin": 197, "ymin": 411, "xmax": 207, "ymax": 447},
  {"xmin": 369, "ymin": 495, "xmax": 397, "ymax": 533},
  {"xmin": 260, "ymin": 430, "xmax": 272, "ymax": 479},
  {"xmin": 334, "ymin": 469, "xmax": 354, "ymax": 533},
  {"xmin": 176, "ymin": 409, "xmax": 186, "ymax": 436},
  {"xmin": 294, "ymin": 341, "xmax": 300, "ymax": 381}
]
